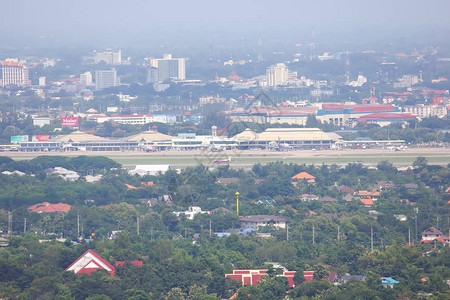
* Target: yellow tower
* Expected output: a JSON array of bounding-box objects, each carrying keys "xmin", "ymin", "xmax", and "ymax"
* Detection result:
[{"xmin": 235, "ymin": 192, "xmax": 240, "ymax": 216}]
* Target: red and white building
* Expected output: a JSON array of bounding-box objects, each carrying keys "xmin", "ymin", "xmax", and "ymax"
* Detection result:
[
  {"xmin": 1, "ymin": 60, "xmax": 29, "ymax": 86},
  {"xmin": 225, "ymin": 269, "xmax": 313, "ymax": 288},
  {"xmin": 421, "ymin": 227, "xmax": 448, "ymax": 243},
  {"xmin": 66, "ymin": 249, "xmax": 116, "ymax": 276}
]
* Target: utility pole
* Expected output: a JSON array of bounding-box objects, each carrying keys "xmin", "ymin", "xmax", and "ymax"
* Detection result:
[
  {"xmin": 370, "ymin": 226, "xmax": 374, "ymax": 251},
  {"xmin": 337, "ymin": 225, "xmax": 340, "ymax": 242},
  {"xmin": 312, "ymin": 224, "xmax": 315, "ymax": 244},
  {"xmin": 151, "ymin": 226, "xmax": 154, "ymax": 241},
  {"xmin": 77, "ymin": 215, "xmax": 80, "ymax": 238},
  {"xmin": 8, "ymin": 212, "xmax": 12, "ymax": 235},
  {"xmin": 209, "ymin": 220, "xmax": 212, "ymax": 237},
  {"xmin": 415, "ymin": 207, "xmax": 418, "ymax": 243},
  {"xmin": 24, "ymin": 218, "xmax": 27, "ymax": 234},
  {"xmin": 408, "ymin": 228, "xmax": 411, "ymax": 245},
  {"xmin": 137, "ymin": 216, "xmax": 140, "ymax": 236},
  {"xmin": 235, "ymin": 192, "xmax": 240, "ymax": 216},
  {"xmin": 286, "ymin": 223, "xmax": 289, "ymax": 241}
]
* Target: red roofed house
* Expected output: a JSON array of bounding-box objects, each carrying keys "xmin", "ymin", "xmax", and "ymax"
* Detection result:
[
  {"xmin": 225, "ymin": 269, "xmax": 313, "ymax": 288},
  {"xmin": 360, "ymin": 198, "xmax": 373, "ymax": 207},
  {"xmin": 291, "ymin": 172, "xmax": 316, "ymax": 183},
  {"xmin": 66, "ymin": 249, "xmax": 116, "ymax": 276},
  {"xmin": 28, "ymin": 202, "xmax": 71, "ymax": 213},
  {"xmin": 421, "ymin": 227, "xmax": 444, "ymax": 242},
  {"xmin": 357, "ymin": 190, "xmax": 380, "ymax": 200}
]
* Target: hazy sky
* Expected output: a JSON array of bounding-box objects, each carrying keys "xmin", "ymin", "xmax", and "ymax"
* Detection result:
[{"xmin": 1, "ymin": 0, "xmax": 450, "ymax": 47}]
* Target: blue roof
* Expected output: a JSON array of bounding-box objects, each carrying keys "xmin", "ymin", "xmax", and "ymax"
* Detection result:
[
  {"xmin": 215, "ymin": 232, "xmax": 231, "ymax": 237},
  {"xmin": 238, "ymin": 228, "xmax": 256, "ymax": 235},
  {"xmin": 381, "ymin": 277, "xmax": 400, "ymax": 284}
]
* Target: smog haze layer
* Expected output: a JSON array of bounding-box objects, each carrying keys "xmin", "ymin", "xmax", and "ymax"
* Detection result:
[{"xmin": 1, "ymin": 0, "xmax": 450, "ymax": 55}]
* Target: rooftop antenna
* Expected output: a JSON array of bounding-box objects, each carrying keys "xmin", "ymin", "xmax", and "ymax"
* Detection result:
[
  {"xmin": 345, "ymin": 51, "xmax": 350, "ymax": 85},
  {"xmin": 310, "ymin": 26, "xmax": 316, "ymax": 60},
  {"xmin": 258, "ymin": 26, "xmax": 263, "ymax": 62}
]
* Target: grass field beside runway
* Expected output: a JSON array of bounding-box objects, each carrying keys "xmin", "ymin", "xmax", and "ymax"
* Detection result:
[{"xmin": 3, "ymin": 147, "xmax": 449, "ymax": 169}]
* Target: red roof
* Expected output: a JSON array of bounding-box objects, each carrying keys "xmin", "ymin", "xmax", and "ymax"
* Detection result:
[
  {"xmin": 116, "ymin": 261, "xmax": 143, "ymax": 267},
  {"xmin": 359, "ymin": 113, "xmax": 415, "ymax": 121},
  {"xmin": 268, "ymin": 110, "xmax": 315, "ymax": 116},
  {"xmin": 1, "ymin": 61, "xmax": 25, "ymax": 67},
  {"xmin": 228, "ymin": 71, "xmax": 241, "ymax": 81},
  {"xmin": 322, "ymin": 104, "xmax": 354, "ymax": 110},
  {"xmin": 321, "ymin": 104, "xmax": 395, "ymax": 113},
  {"xmin": 292, "ymin": 172, "xmax": 315, "ymax": 180},
  {"xmin": 119, "ymin": 114, "xmax": 152, "ymax": 118},
  {"xmin": 352, "ymin": 105, "xmax": 395, "ymax": 113},
  {"xmin": 360, "ymin": 199, "xmax": 373, "ymax": 206},
  {"xmin": 28, "ymin": 202, "xmax": 71, "ymax": 213},
  {"xmin": 66, "ymin": 249, "xmax": 116, "ymax": 276}
]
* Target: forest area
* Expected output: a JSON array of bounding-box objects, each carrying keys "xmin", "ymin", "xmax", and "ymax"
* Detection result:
[{"xmin": 0, "ymin": 155, "xmax": 449, "ymax": 299}]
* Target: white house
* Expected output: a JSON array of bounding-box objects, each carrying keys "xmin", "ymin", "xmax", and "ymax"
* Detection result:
[
  {"xmin": 239, "ymin": 215, "xmax": 287, "ymax": 230},
  {"xmin": 129, "ymin": 165, "xmax": 170, "ymax": 176},
  {"xmin": 174, "ymin": 206, "xmax": 211, "ymax": 220}
]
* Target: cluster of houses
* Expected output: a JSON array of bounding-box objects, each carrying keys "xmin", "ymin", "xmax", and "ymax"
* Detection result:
[{"xmin": 64, "ymin": 249, "xmax": 400, "ymax": 292}]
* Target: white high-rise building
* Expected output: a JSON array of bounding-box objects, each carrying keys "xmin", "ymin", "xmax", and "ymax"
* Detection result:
[
  {"xmin": 95, "ymin": 69, "xmax": 120, "ymax": 90},
  {"xmin": 149, "ymin": 54, "xmax": 186, "ymax": 82},
  {"xmin": 266, "ymin": 63, "xmax": 288, "ymax": 87},
  {"xmin": 1, "ymin": 61, "xmax": 29, "ymax": 86},
  {"xmin": 80, "ymin": 71, "xmax": 93, "ymax": 86},
  {"xmin": 39, "ymin": 77, "xmax": 46, "ymax": 86},
  {"xmin": 94, "ymin": 50, "xmax": 122, "ymax": 65}
]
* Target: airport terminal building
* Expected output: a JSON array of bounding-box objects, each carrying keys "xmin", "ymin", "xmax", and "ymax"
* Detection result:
[{"xmin": 15, "ymin": 128, "xmax": 342, "ymax": 152}]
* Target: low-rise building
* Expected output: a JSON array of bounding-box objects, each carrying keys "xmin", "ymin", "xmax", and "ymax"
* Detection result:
[
  {"xmin": 66, "ymin": 249, "xmax": 115, "ymax": 276},
  {"xmin": 239, "ymin": 215, "xmax": 287, "ymax": 230},
  {"xmin": 225, "ymin": 269, "xmax": 313, "ymax": 288},
  {"xmin": 28, "ymin": 202, "xmax": 71, "ymax": 213},
  {"xmin": 421, "ymin": 227, "xmax": 444, "ymax": 241},
  {"xmin": 174, "ymin": 206, "xmax": 211, "ymax": 220},
  {"xmin": 129, "ymin": 165, "xmax": 170, "ymax": 176},
  {"xmin": 299, "ymin": 194, "xmax": 319, "ymax": 201},
  {"xmin": 381, "ymin": 277, "xmax": 400, "ymax": 288}
]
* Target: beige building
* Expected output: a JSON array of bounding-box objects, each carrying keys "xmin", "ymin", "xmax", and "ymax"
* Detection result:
[
  {"xmin": 403, "ymin": 105, "xmax": 447, "ymax": 118},
  {"xmin": 1, "ymin": 60, "xmax": 29, "ymax": 86},
  {"xmin": 266, "ymin": 63, "xmax": 288, "ymax": 87},
  {"xmin": 233, "ymin": 127, "xmax": 341, "ymax": 150}
]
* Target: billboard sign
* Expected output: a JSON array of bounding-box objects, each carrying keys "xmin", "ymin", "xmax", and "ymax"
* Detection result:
[
  {"xmin": 11, "ymin": 135, "xmax": 29, "ymax": 143},
  {"xmin": 32, "ymin": 135, "xmax": 50, "ymax": 142},
  {"xmin": 62, "ymin": 117, "xmax": 79, "ymax": 127}
]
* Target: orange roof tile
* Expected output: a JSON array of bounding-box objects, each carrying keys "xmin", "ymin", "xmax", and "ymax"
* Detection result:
[
  {"xmin": 28, "ymin": 202, "xmax": 71, "ymax": 213},
  {"xmin": 291, "ymin": 172, "xmax": 315, "ymax": 180},
  {"xmin": 360, "ymin": 199, "xmax": 373, "ymax": 206}
]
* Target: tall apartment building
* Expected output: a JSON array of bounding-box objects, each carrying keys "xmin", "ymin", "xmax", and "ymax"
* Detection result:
[
  {"xmin": 266, "ymin": 63, "xmax": 288, "ymax": 87},
  {"xmin": 393, "ymin": 75, "xmax": 419, "ymax": 88},
  {"xmin": 1, "ymin": 61, "xmax": 29, "ymax": 86},
  {"xmin": 94, "ymin": 50, "xmax": 122, "ymax": 65},
  {"xmin": 80, "ymin": 71, "xmax": 93, "ymax": 86},
  {"xmin": 148, "ymin": 54, "xmax": 186, "ymax": 82},
  {"xmin": 403, "ymin": 105, "xmax": 447, "ymax": 118},
  {"xmin": 95, "ymin": 69, "xmax": 120, "ymax": 90}
]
